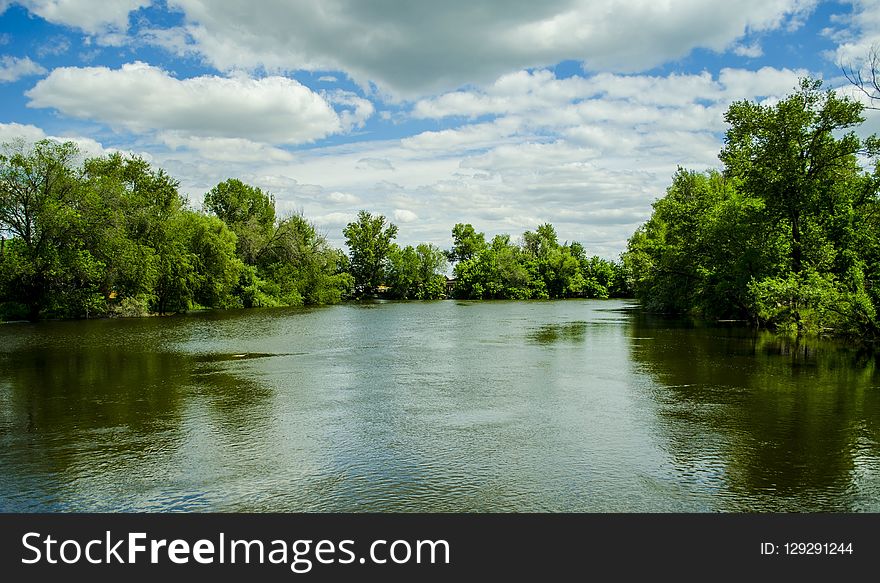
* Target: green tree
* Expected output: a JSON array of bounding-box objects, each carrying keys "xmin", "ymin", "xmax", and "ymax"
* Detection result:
[
  {"xmin": 204, "ymin": 178, "xmax": 275, "ymax": 264},
  {"xmin": 626, "ymin": 79, "xmax": 880, "ymax": 337},
  {"xmin": 453, "ymin": 234, "xmax": 535, "ymax": 299},
  {"xmin": 387, "ymin": 243, "xmax": 447, "ymax": 299},
  {"xmin": 720, "ymin": 78, "xmax": 876, "ymax": 275},
  {"xmin": 0, "ymin": 139, "xmax": 98, "ymax": 319},
  {"xmin": 256, "ymin": 213, "xmax": 353, "ymax": 305},
  {"xmin": 82, "ymin": 152, "xmax": 186, "ymax": 310},
  {"xmin": 343, "ymin": 210, "xmax": 398, "ymax": 296},
  {"xmin": 447, "ymin": 223, "xmax": 487, "ymax": 263}
]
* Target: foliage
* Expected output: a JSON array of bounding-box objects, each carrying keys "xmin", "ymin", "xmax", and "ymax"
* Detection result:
[
  {"xmin": 386, "ymin": 243, "xmax": 448, "ymax": 299},
  {"xmin": 342, "ymin": 210, "xmax": 399, "ymax": 296},
  {"xmin": 625, "ymin": 78, "xmax": 880, "ymax": 339},
  {"xmin": 0, "ymin": 142, "xmax": 351, "ymax": 319},
  {"xmin": 450, "ymin": 223, "xmax": 626, "ymax": 300}
]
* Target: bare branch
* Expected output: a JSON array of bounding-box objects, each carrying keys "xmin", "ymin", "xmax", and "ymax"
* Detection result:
[{"xmin": 843, "ymin": 44, "xmax": 880, "ymax": 110}]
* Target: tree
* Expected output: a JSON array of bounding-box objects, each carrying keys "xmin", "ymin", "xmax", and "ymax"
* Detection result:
[
  {"xmin": 204, "ymin": 178, "xmax": 275, "ymax": 264},
  {"xmin": 0, "ymin": 139, "xmax": 93, "ymax": 319},
  {"xmin": 625, "ymin": 79, "xmax": 880, "ymax": 337},
  {"xmin": 387, "ymin": 243, "xmax": 447, "ymax": 299},
  {"xmin": 447, "ymin": 223, "xmax": 486, "ymax": 263},
  {"xmin": 343, "ymin": 210, "xmax": 398, "ymax": 296},
  {"xmin": 453, "ymin": 233, "xmax": 535, "ymax": 299},
  {"xmin": 719, "ymin": 78, "xmax": 874, "ymax": 275},
  {"xmin": 82, "ymin": 152, "xmax": 186, "ymax": 309},
  {"xmin": 623, "ymin": 168, "xmax": 768, "ymax": 315},
  {"xmin": 257, "ymin": 212, "xmax": 353, "ymax": 305}
]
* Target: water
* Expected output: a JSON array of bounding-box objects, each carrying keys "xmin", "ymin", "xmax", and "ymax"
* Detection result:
[{"xmin": 1, "ymin": 300, "xmax": 878, "ymax": 512}]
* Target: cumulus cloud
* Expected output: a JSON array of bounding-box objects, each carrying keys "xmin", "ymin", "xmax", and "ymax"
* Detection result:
[
  {"xmin": 327, "ymin": 191, "xmax": 360, "ymax": 204},
  {"xmin": 3, "ymin": 0, "xmax": 149, "ymax": 36},
  {"xmin": 827, "ymin": 0, "xmax": 880, "ymax": 66},
  {"xmin": 0, "ymin": 55, "xmax": 46, "ymax": 82},
  {"xmin": 25, "ymin": 62, "xmax": 352, "ymax": 145},
  {"xmin": 393, "ymin": 209, "xmax": 419, "ymax": 223},
  {"xmin": 161, "ymin": 0, "xmax": 818, "ymax": 96},
  {"xmin": 136, "ymin": 65, "xmax": 814, "ymax": 257},
  {"xmin": 324, "ymin": 89, "xmax": 375, "ymax": 130},
  {"xmin": 0, "ymin": 121, "xmax": 110, "ymax": 157},
  {"xmin": 160, "ymin": 134, "xmax": 295, "ymax": 163},
  {"xmin": 412, "ymin": 67, "xmax": 807, "ymax": 131}
]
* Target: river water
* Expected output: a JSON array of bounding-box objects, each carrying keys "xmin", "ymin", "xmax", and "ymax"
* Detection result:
[{"xmin": 1, "ymin": 300, "xmax": 878, "ymax": 512}]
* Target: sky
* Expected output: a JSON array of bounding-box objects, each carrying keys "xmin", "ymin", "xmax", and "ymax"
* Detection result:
[{"xmin": 1, "ymin": 0, "xmax": 879, "ymax": 257}]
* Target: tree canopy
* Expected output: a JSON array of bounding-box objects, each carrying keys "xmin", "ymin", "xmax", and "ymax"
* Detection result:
[
  {"xmin": 625, "ymin": 78, "xmax": 880, "ymax": 338},
  {"xmin": 342, "ymin": 210, "xmax": 399, "ymax": 297}
]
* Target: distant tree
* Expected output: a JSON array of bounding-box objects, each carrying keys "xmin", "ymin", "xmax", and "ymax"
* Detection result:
[
  {"xmin": 343, "ymin": 210, "xmax": 398, "ymax": 296},
  {"xmin": 387, "ymin": 242, "xmax": 447, "ymax": 299},
  {"xmin": 447, "ymin": 223, "xmax": 487, "ymax": 263},
  {"xmin": 258, "ymin": 212, "xmax": 353, "ymax": 305},
  {"xmin": 204, "ymin": 178, "xmax": 275, "ymax": 264}
]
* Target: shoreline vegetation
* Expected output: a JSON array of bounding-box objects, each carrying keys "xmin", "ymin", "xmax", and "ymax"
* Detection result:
[
  {"xmin": 0, "ymin": 148, "xmax": 628, "ymax": 322},
  {"xmin": 2, "ymin": 78, "xmax": 879, "ymax": 345}
]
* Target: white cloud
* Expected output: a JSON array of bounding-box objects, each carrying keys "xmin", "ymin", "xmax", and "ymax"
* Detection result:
[
  {"xmin": 327, "ymin": 191, "xmax": 360, "ymax": 204},
  {"xmin": 136, "ymin": 66, "xmax": 813, "ymax": 258},
  {"xmin": 0, "ymin": 55, "xmax": 46, "ymax": 82},
  {"xmin": 356, "ymin": 157, "xmax": 395, "ymax": 170},
  {"xmin": 393, "ymin": 209, "xmax": 419, "ymax": 223},
  {"xmin": 733, "ymin": 42, "xmax": 764, "ymax": 58},
  {"xmin": 311, "ymin": 211, "xmax": 355, "ymax": 230},
  {"xmin": 162, "ymin": 0, "xmax": 819, "ymax": 96},
  {"xmin": 413, "ymin": 67, "xmax": 806, "ymax": 123},
  {"xmin": 324, "ymin": 89, "xmax": 375, "ymax": 130},
  {"xmin": 4, "ymin": 0, "xmax": 149, "ymax": 36},
  {"xmin": 138, "ymin": 26, "xmax": 196, "ymax": 57},
  {"xmin": 25, "ymin": 62, "xmax": 350, "ymax": 145},
  {"xmin": 36, "ymin": 34, "xmax": 71, "ymax": 57},
  {"xmin": 0, "ymin": 121, "xmax": 110, "ymax": 157},
  {"xmin": 0, "ymin": 121, "xmax": 49, "ymax": 143},
  {"xmin": 160, "ymin": 133, "xmax": 295, "ymax": 163},
  {"xmin": 828, "ymin": 0, "xmax": 880, "ymax": 66}
]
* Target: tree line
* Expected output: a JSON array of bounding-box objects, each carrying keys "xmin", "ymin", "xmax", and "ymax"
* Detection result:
[
  {"xmin": 0, "ymin": 141, "xmax": 625, "ymax": 320},
  {"xmin": 9, "ymin": 77, "xmax": 870, "ymax": 336},
  {"xmin": 623, "ymin": 78, "xmax": 880, "ymax": 340}
]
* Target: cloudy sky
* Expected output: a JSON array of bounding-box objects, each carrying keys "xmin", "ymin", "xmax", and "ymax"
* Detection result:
[{"xmin": 1, "ymin": 0, "xmax": 879, "ymax": 256}]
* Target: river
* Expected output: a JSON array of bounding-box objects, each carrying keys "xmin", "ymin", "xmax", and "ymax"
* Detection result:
[{"xmin": 1, "ymin": 300, "xmax": 878, "ymax": 511}]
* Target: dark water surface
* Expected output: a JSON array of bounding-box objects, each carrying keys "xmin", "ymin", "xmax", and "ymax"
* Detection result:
[{"xmin": 1, "ymin": 300, "xmax": 878, "ymax": 512}]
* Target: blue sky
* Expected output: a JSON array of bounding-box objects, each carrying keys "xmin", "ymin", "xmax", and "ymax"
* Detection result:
[{"xmin": 1, "ymin": 0, "xmax": 879, "ymax": 256}]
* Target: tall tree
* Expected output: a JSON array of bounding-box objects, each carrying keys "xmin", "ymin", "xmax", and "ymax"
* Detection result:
[
  {"xmin": 343, "ymin": 210, "xmax": 398, "ymax": 296},
  {"xmin": 204, "ymin": 178, "xmax": 275, "ymax": 264},
  {"xmin": 82, "ymin": 152, "xmax": 186, "ymax": 307},
  {"xmin": 447, "ymin": 223, "xmax": 486, "ymax": 263},
  {"xmin": 719, "ymin": 78, "xmax": 876, "ymax": 275},
  {"xmin": 0, "ymin": 139, "xmax": 92, "ymax": 319}
]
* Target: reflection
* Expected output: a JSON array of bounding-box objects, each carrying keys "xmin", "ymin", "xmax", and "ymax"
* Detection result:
[
  {"xmin": 628, "ymin": 314, "xmax": 880, "ymax": 510},
  {"xmin": 194, "ymin": 352, "xmax": 298, "ymax": 362},
  {"xmin": 527, "ymin": 322, "xmax": 588, "ymax": 344},
  {"xmin": 0, "ymin": 320, "xmax": 276, "ymax": 511}
]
